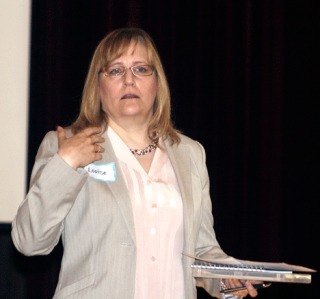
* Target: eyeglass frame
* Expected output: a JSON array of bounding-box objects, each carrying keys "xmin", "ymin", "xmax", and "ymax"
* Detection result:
[{"xmin": 99, "ymin": 64, "xmax": 155, "ymax": 78}]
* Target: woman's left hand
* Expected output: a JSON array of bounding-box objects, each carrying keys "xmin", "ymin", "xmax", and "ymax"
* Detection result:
[{"xmin": 221, "ymin": 279, "xmax": 260, "ymax": 297}]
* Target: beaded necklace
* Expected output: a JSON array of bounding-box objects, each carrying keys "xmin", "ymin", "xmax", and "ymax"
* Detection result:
[{"xmin": 130, "ymin": 143, "xmax": 157, "ymax": 156}]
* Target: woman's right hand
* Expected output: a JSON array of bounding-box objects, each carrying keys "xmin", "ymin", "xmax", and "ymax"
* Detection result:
[{"xmin": 57, "ymin": 126, "xmax": 105, "ymax": 169}]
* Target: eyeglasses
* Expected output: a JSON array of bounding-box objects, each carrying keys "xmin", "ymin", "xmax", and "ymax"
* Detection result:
[{"xmin": 101, "ymin": 64, "xmax": 155, "ymax": 78}]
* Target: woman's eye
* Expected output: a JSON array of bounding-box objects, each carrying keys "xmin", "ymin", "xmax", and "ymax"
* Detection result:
[
  {"xmin": 134, "ymin": 66, "xmax": 148, "ymax": 73},
  {"xmin": 108, "ymin": 67, "xmax": 124, "ymax": 76}
]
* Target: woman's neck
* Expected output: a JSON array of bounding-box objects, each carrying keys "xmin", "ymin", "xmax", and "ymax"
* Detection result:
[{"xmin": 108, "ymin": 119, "xmax": 151, "ymax": 149}]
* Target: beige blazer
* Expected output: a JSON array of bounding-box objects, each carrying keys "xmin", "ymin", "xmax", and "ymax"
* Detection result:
[{"xmin": 12, "ymin": 129, "xmax": 227, "ymax": 299}]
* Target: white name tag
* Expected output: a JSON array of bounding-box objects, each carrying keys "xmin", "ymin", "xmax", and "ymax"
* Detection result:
[{"xmin": 84, "ymin": 162, "xmax": 117, "ymax": 182}]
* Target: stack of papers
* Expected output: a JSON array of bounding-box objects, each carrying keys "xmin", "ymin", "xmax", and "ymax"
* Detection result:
[{"xmin": 187, "ymin": 255, "xmax": 316, "ymax": 283}]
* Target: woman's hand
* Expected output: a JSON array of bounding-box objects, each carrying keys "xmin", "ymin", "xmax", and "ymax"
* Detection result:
[
  {"xmin": 57, "ymin": 126, "xmax": 105, "ymax": 169},
  {"xmin": 221, "ymin": 279, "xmax": 261, "ymax": 297}
]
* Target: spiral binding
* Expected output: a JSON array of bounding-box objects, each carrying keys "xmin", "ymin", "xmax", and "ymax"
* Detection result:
[{"xmin": 192, "ymin": 261, "xmax": 268, "ymax": 272}]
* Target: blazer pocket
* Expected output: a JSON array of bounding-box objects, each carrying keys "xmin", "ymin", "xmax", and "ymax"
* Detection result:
[{"xmin": 53, "ymin": 273, "xmax": 95, "ymax": 298}]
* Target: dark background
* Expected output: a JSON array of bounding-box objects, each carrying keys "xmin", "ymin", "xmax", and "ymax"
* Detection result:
[{"xmin": 1, "ymin": 0, "xmax": 319, "ymax": 298}]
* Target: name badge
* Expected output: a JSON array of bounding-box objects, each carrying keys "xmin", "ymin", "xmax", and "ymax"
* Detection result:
[{"xmin": 84, "ymin": 162, "xmax": 117, "ymax": 182}]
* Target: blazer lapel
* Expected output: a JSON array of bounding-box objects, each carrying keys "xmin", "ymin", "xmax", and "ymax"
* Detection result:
[
  {"xmin": 165, "ymin": 140, "xmax": 194, "ymax": 246},
  {"xmin": 99, "ymin": 132, "xmax": 136, "ymax": 243}
]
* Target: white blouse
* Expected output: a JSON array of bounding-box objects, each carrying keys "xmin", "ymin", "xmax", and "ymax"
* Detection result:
[{"xmin": 108, "ymin": 127, "xmax": 185, "ymax": 299}]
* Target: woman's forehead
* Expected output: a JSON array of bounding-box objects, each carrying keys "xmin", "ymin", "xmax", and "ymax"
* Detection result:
[{"xmin": 105, "ymin": 40, "xmax": 150, "ymax": 64}]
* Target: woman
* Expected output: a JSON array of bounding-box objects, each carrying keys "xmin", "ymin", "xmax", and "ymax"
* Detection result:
[{"xmin": 11, "ymin": 27, "xmax": 259, "ymax": 299}]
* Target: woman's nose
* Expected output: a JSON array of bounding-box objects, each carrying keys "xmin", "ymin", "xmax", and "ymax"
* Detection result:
[{"xmin": 123, "ymin": 68, "xmax": 135, "ymax": 85}]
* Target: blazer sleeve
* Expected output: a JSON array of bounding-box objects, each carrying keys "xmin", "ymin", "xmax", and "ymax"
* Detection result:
[
  {"xmin": 11, "ymin": 130, "xmax": 88, "ymax": 256},
  {"xmin": 189, "ymin": 139, "xmax": 229, "ymax": 298}
]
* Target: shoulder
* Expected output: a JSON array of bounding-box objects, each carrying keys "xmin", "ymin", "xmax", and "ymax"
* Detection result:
[
  {"xmin": 42, "ymin": 130, "xmax": 57, "ymax": 140},
  {"xmin": 42, "ymin": 126, "xmax": 73, "ymax": 141},
  {"xmin": 39, "ymin": 127, "xmax": 73, "ymax": 150},
  {"xmin": 177, "ymin": 133, "xmax": 205, "ymax": 151},
  {"xmin": 175, "ymin": 132, "xmax": 207, "ymax": 163},
  {"xmin": 39, "ymin": 130, "xmax": 57, "ymax": 147}
]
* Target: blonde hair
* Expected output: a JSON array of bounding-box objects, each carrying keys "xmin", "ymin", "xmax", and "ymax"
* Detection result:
[{"xmin": 71, "ymin": 27, "xmax": 180, "ymax": 144}]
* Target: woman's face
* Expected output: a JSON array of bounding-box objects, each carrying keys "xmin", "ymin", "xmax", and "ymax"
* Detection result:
[{"xmin": 99, "ymin": 41, "xmax": 158, "ymax": 127}]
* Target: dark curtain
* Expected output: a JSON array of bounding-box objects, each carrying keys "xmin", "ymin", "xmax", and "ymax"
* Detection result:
[{"xmin": 17, "ymin": 0, "xmax": 318, "ymax": 298}]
